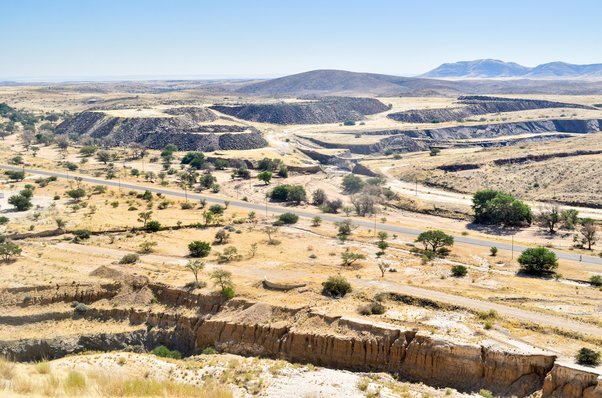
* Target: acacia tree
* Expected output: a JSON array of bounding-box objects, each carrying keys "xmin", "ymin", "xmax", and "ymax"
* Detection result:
[
  {"xmin": 185, "ymin": 260, "xmax": 205, "ymax": 287},
  {"xmin": 415, "ymin": 230, "xmax": 454, "ymax": 253},
  {"xmin": 138, "ymin": 211, "xmax": 153, "ymax": 228},
  {"xmin": 378, "ymin": 261, "xmax": 390, "ymax": 278},
  {"xmin": 341, "ymin": 248, "xmax": 366, "ymax": 267},
  {"xmin": 210, "ymin": 268, "xmax": 233, "ymax": 291}
]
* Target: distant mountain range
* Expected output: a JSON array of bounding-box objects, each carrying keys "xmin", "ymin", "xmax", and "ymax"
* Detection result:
[
  {"xmin": 422, "ymin": 59, "xmax": 602, "ymax": 79},
  {"xmin": 235, "ymin": 69, "xmax": 602, "ymax": 97}
]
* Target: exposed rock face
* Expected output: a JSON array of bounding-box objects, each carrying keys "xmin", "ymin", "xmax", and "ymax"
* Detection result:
[
  {"xmin": 1, "ymin": 282, "xmax": 597, "ymax": 397},
  {"xmin": 306, "ymin": 119, "xmax": 602, "ymax": 154},
  {"xmin": 543, "ymin": 364, "xmax": 602, "ymax": 398},
  {"xmin": 211, "ymin": 97, "xmax": 390, "ymax": 125},
  {"xmin": 56, "ymin": 110, "xmax": 267, "ymax": 151},
  {"xmin": 388, "ymin": 96, "xmax": 594, "ymax": 123}
]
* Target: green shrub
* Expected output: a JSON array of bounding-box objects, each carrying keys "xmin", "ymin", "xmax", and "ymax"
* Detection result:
[
  {"xmin": 575, "ymin": 347, "xmax": 600, "ymax": 366},
  {"xmin": 72, "ymin": 229, "xmax": 91, "ymax": 240},
  {"xmin": 490, "ymin": 247, "xmax": 498, "ymax": 256},
  {"xmin": 188, "ymin": 240, "xmax": 211, "ymax": 258},
  {"xmin": 278, "ymin": 212, "xmax": 299, "ymax": 225},
  {"xmin": 322, "ymin": 275, "xmax": 352, "ymax": 298},
  {"xmin": 201, "ymin": 347, "xmax": 218, "ymax": 355},
  {"xmin": 146, "ymin": 220, "xmax": 161, "ymax": 232},
  {"xmin": 74, "ymin": 303, "xmax": 89, "ymax": 314},
  {"xmin": 0, "ymin": 216, "xmax": 8, "ymax": 225},
  {"xmin": 151, "ymin": 345, "xmax": 182, "ymax": 359},
  {"xmin": 590, "ymin": 275, "xmax": 602, "ymax": 287},
  {"xmin": 119, "ymin": 253, "xmax": 139, "ymax": 264},
  {"xmin": 451, "ymin": 265, "xmax": 468, "ymax": 277},
  {"xmin": 221, "ymin": 286, "xmax": 235, "ymax": 300}
]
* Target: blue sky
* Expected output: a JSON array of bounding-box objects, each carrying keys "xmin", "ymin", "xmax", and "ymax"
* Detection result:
[{"xmin": 1, "ymin": 0, "xmax": 601, "ymax": 80}]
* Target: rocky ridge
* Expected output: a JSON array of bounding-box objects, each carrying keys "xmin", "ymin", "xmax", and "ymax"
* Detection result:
[
  {"xmin": 211, "ymin": 97, "xmax": 390, "ymax": 125},
  {"xmin": 56, "ymin": 109, "xmax": 267, "ymax": 151}
]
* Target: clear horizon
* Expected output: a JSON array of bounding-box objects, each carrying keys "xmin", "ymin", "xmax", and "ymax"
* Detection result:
[{"xmin": 2, "ymin": 0, "xmax": 601, "ymax": 81}]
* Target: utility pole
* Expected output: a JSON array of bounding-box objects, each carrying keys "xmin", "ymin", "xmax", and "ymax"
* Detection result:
[{"xmin": 415, "ymin": 178, "xmax": 418, "ymax": 196}]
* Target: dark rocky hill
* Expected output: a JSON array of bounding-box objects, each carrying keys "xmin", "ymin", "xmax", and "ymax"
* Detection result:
[
  {"xmin": 56, "ymin": 109, "xmax": 266, "ymax": 151},
  {"xmin": 211, "ymin": 97, "xmax": 390, "ymax": 124},
  {"xmin": 388, "ymin": 96, "xmax": 594, "ymax": 123}
]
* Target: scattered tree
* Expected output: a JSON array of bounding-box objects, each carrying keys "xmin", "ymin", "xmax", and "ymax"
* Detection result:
[
  {"xmin": 0, "ymin": 240, "xmax": 21, "ymax": 262},
  {"xmin": 580, "ymin": 219, "xmax": 597, "ymax": 250},
  {"xmin": 341, "ymin": 248, "xmax": 366, "ymax": 267},
  {"xmin": 213, "ymin": 229, "xmax": 230, "ymax": 245},
  {"xmin": 537, "ymin": 206, "xmax": 561, "ymax": 234},
  {"xmin": 576, "ymin": 347, "xmax": 600, "ymax": 367},
  {"xmin": 185, "ymin": 260, "xmax": 205, "ymax": 288},
  {"xmin": 415, "ymin": 230, "xmax": 454, "ymax": 253},
  {"xmin": 378, "ymin": 261, "xmax": 390, "ymax": 277},
  {"xmin": 257, "ymin": 170, "xmax": 272, "ymax": 185},
  {"xmin": 66, "ymin": 188, "xmax": 86, "ymax": 202},
  {"xmin": 8, "ymin": 193, "xmax": 32, "ymax": 211}
]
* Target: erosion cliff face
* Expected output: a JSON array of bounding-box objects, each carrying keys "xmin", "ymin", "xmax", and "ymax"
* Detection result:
[
  {"xmin": 305, "ymin": 119, "xmax": 602, "ymax": 155},
  {"xmin": 388, "ymin": 96, "xmax": 594, "ymax": 124},
  {"xmin": 1, "ymin": 283, "xmax": 599, "ymax": 397},
  {"xmin": 55, "ymin": 110, "xmax": 267, "ymax": 151}
]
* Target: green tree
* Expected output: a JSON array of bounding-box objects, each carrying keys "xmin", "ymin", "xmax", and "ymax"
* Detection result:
[
  {"xmin": 415, "ymin": 230, "xmax": 454, "ymax": 253},
  {"xmin": 181, "ymin": 152, "xmax": 205, "ymax": 169},
  {"xmin": 472, "ymin": 189, "xmax": 532, "ymax": 227},
  {"xmin": 341, "ymin": 248, "xmax": 366, "ymax": 267},
  {"xmin": 0, "ymin": 241, "xmax": 22, "ymax": 262},
  {"xmin": 257, "ymin": 170, "xmax": 272, "ymax": 185},
  {"xmin": 137, "ymin": 210, "xmax": 153, "ymax": 228},
  {"xmin": 517, "ymin": 247, "xmax": 558, "ymax": 276},
  {"xmin": 185, "ymin": 260, "xmax": 205, "ymax": 287},
  {"xmin": 8, "ymin": 194, "xmax": 32, "ymax": 211},
  {"xmin": 188, "ymin": 240, "xmax": 211, "ymax": 258},
  {"xmin": 96, "ymin": 150, "xmax": 111, "ymax": 164},
  {"xmin": 210, "ymin": 268, "xmax": 234, "ymax": 296},
  {"xmin": 66, "ymin": 188, "xmax": 86, "ymax": 202}
]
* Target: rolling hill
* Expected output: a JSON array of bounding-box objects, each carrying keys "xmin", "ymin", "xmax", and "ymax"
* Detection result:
[{"xmin": 422, "ymin": 59, "xmax": 602, "ymax": 79}]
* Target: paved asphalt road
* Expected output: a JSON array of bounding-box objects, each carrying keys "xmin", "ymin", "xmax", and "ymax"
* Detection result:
[{"xmin": 3, "ymin": 164, "xmax": 602, "ymax": 267}]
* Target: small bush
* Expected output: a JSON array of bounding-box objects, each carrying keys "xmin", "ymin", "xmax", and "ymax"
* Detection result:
[
  {"xmin": 0, "ymin": 216, "xmax": 8, "ymax": 225},
  {"xmin": 490, "ymin": 247, "xmax": 498, "ymax": 256},
  {"xmin": 146, "ymin": 220, "xmax": 161, "ymax": 232},
  {"xmin": 119, "ymin": 253, "xmax": 139, "ymax": 264},
  {"xmin": 322, "ymin": 275, "xmax": 352, "ymax": 298},
  {"xmin": 451, "ymin": 265, "xmax": 468, "ymax": 277},
  {"xmin": 151, "ymin": 345, "xmax": 181, "ymax": 359},
  {"xmin": 278, "ymin": 212, "xmax": 299, "ymax": 225},
  {"xmin": 589, "ymin": 275, "xmax": 602, "ymax": 287},
  {"xmin": 221, "ymin": 286, "xmax": 235, "ymax": 300},
  {"xmin": 74, "ymin": 303, "xmax": 89, "ymax": 314},
  {"xmin": 202, "ymin": 347, "xmax": 218, "ymax": 355},
  {"xmin": 359, "ymin": 302, "xmax": 386, "ymax": 315},
  {"xmin": 180, "ymin": 202, "xmax": 194, "ymax": 210},
  {"xmin": 72, "ymin": 229, "xmax": 91, "ymax": 241},
  {"xmin": 576, "ymin": 347, "xmax": 601, "ymax": 366}
]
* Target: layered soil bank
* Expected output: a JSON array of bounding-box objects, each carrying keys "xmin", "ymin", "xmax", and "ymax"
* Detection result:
[{"xmin": 0, "ymin": 282, "xmax": 599, "ymax": 397}]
